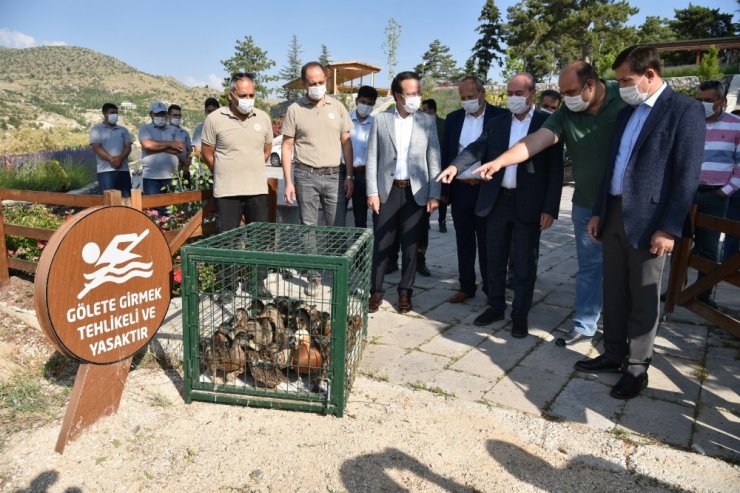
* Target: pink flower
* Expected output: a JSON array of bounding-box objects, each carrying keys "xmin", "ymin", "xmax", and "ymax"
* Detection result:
[
  {"xmin": 150, "ymin": 210, "xmax": 159, "ymax": 217},
  {"xmin": 173, "ymin": 269, "xmax": 182, "ymax": 284},
  {"xmin": 37, "ymin": 242, "xmax": 45, "ymax": 249},
  {"xmin": 7, "ymin": 250, "xmax": 14, "ymax": 256}
]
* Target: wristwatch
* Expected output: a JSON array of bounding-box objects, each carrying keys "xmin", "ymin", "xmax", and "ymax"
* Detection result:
[{"xmin": 345, "ymin": 175, "xmax": 354, "ymax": 181}]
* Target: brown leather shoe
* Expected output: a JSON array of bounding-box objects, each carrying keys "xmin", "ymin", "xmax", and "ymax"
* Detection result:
[
  {"xmin": 369, "ymin": 293, "xmax": 383, "ymax": 313},
  {"xmin": 448, "ymin": 291, "xmax": 472, "ymax": 303},
  {"xmin": 398, "ymin": 292, "xmax": 412, "ymax": 313}
]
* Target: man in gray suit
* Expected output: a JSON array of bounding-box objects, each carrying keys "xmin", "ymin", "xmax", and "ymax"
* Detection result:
[{"xmin": 366, "ymin": 71, "xmax": 441, "ymax": 313}]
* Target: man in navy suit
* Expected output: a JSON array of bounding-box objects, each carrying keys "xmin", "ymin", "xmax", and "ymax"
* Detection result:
[
  {"xmin": 579, "ymin": 46, "xmax": 705, "ymax": 399},
  {"xmin": 441, "ymin": 76, "xmax": 507, "ymax": 304},
  {"xmin": 438, "ymin": 73, "xmax": 563, "ymax": 337}
]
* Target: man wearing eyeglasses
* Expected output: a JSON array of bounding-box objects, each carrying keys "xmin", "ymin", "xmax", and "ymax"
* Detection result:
[
  {"xmin": 366, "ymin": 71, "xmax": 441, "ymax": 313},
  {"xmin": 281, "ymin": 61, "xmax": 354, "ymax": 297}
]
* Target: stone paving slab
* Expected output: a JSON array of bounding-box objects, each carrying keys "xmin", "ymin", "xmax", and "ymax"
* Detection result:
[
  {"xmin": 652, "ymin": 320, "xmax": 708, "ymax": 362},
  {"xmin": 426, "ymin": 369, "xmax": 495, "ymax": 401},
  {"xmin": 692, "ymin": 405, "xmax": 740, "ymax": 461},
  {"xmin": 449, "ymin": 333, "xmax": 538, "ymax": 379},
  {"xmin": 418, "ymin": 324, "xmax": 491, "ymax": 359},
  {"xmin": 549, "ymin": 377, "xmax": 624, "ymax": 431},
  {"xmin": 618, "ymin": 397, "xmax": 695, "ymax": 449},
  {"xmin": 642, "ymin": 353, "xmax": 703, "ymax": 406},
  {"xmin": 483, "ymin": 365, "xmax": 571, "ymax": 415},
  {"xmin": 366, "ymin": 311, "xmax": 444, "ymax": 349},
  {"xmin": 702, "ymin": 346, "xmax": 740, "ymax": 412}
]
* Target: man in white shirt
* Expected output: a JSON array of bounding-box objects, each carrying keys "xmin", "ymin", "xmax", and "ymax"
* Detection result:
[
  {"xmin": 347, "ymin": 85, "xmax": 378, "ymax": 228},
  {"xmin": 441, "ymin": 77, "xmax": 507, "ymax": 303},
  {"xmin": 438, "ymin": 73, "xmax": 564, "ymax": 337},
  {"xmin": 366, "ymin": 71, "xmax": 441, "ymax": 313}
]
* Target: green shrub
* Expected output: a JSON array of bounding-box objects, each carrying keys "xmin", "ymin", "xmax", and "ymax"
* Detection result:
[
  {"xmin": 0, "ymin": 158, "xmax": 94, "ymax": 192},
  {"xmin": 3, "ymin": 204, "xmax": 68, "ymax": 262},
  {"xmin": 698, "ymin": 46, "xmax": 722, "ymax": 81}
]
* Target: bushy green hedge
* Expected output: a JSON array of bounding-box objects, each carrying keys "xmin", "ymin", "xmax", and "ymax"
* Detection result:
[{"xmin": 0, "ymin": 159, "xmax": 94, "ymax": 192}]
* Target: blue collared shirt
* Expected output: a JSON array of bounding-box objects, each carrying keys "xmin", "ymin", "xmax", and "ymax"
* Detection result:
[{"xmin": 610, "ymin": 81, "xmax": 668, "ymax": 195}]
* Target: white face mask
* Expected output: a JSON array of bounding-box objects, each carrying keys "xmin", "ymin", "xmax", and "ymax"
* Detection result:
[
  {"xmin": 402, "ymin": 95, "xmax": 421, "ymax": 114},
  {"xmin": 356, "ymin": 103, "xmax": 374, "ymax": 118},
  {"xmin": 619, "ymin": 75, "xmax": 651, "ymax": 106},
  {"xmin": 507, "ymin": 95, "xmax": 530, "ymax": 115},
  {"xmin": 539, "ymin": 108, "xmax": 553, "ymax": 114},
  {"xmin": 106, "ymin": 113, "xmax": 118, "ymax": 125},
  {"xmin": 153, "ymin": 116, "xmax": 167, "ymax": 127},
  {"xmin": 307, "ymin": 84, "xmax": 326, "ymax": 101},
  {"xmin": 461, "ymin": 98, "xmax": 481, "ymax": 115},
  {"xmin": 702, "ymin": 101, "xmax": 717, "ymax": 119},
  {"xmin": 170, "ymin": 118, "xmax": 182, "ymax": 127},
  {"xmin": 563, "ymin": 84, "xmax": 591, "ymax": 113},
  {"xmin": 236, "ymin": 98, "xmax": 255, "ymax": 115}
]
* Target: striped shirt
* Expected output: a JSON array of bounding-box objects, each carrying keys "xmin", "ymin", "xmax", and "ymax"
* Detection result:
[{"xmin": 701, "ymin": 112, "xmax": 740, "ymax": 196}]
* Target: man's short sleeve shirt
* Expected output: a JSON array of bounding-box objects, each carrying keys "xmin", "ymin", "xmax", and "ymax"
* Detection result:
[
  {"xmin": 281, "ymin": 95, "xmax": 353, "ymax": 167},
  {"xmin": 89, "ymin": 123, "xmax": 132, "ymax": 173}
]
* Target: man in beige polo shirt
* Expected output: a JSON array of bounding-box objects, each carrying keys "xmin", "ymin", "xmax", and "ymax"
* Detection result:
[
  {"xmin": 201, "ymin": 72, "xmax": 273, "ymax": 299},
  {"xmin": 281, "ymin": 61, "xmax": 354, "ymax": 295}
]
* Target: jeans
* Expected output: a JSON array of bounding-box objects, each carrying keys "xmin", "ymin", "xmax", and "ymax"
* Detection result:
[
  {"xmin": 294, "ymin": 167, "xmax": 346, "ymax": 227},
  {"xmin": 572, "ymin": 204, "xmax": 603, "ymax": 336},
  {"xmin": 143, "ymin": 178, "xmax": 174, "ymax": 216},
  {"xmin": 722, "ymin": 190, "xmax": 740, "ymax": 263},
  {"xmin": 97, "ymin": 171, "xmax": 132, "ymax": 198}
]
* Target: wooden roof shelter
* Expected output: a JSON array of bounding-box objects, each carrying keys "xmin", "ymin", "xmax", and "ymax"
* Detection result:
[
  {"xmin": 283, "ymin": 61, "xmax": 383, "ymax": 95},
  {"xmin": 648, "ymin": 37, "xmax": 740, "ymax": 64}
]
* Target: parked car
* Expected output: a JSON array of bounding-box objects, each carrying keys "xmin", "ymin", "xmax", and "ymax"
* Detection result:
[{"xmin": 268, "ymin": 134, "xmax": 282, "ymax": 167}]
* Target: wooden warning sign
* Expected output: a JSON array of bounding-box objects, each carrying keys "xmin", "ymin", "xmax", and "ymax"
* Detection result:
[{"xmin": 34, "ymin": 205, "xmax": 172, "ymax": 452}]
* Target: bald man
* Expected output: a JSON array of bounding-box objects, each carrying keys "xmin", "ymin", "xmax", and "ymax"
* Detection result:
[{"xmin": 440, "ymin": 61, "xmax": 626, "ymax": 348}]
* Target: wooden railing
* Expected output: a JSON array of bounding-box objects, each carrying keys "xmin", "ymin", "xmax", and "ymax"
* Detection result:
[
  {"xmin": 664, "ymin": 206, "xmax": 740, "ymax": 337},
  {"xmin": 0, "ymin": 178, "xmax": 278, "ymax": 283}
]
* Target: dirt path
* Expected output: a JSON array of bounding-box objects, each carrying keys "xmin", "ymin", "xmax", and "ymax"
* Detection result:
[{"xmin": 0, "ymin": 276, "xmax": 737, "ymax": 492}]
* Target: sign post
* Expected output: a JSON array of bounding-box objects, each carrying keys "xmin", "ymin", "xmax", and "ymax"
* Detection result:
[{"xmin": 34, "ymin": 204, "xmax": 172, "ymax": 453}]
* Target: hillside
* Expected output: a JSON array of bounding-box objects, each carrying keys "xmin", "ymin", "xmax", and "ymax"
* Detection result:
[{"xmin": 0, "ymin": 45, "xmax": 219, "ymax": 151}]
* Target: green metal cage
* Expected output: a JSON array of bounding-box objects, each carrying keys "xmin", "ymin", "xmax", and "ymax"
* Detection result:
[{"xmin": 182, "ymin": 222, "xmax": 372, "ymax": 416}]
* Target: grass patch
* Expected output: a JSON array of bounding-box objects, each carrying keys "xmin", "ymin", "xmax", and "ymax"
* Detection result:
[
  {"xmin": 0, "ymin": 373, "xmax": 69, "ymax": 436},
  {"xmin": 359, "ymin": 370, "xmax": 390, "ymax": 382},
  {"xmin": 407, "ymin": 381, "xmax": 455, "ymax": 399},
  {"xmin": 149, "ymin": 392, "xmax": 173, "ymax": 408},
  {"xmin": 0, "ymin": 158, "xmax": 94, "ymax": 192}
]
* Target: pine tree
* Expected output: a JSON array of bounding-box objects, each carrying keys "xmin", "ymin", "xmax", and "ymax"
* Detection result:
[
  {"xmin": 278, "ymin": 35, "xmax": 303, "ymax": 100},
  {"xmin": 469, "ymin": 0, "xmax": 505, "ymax": 82},
  {"xmin": 220, "ymin": 36, "xmax": 277, "ymax": 100},
  {"xmin": 414, "ymin": 39, "xmax": 462, "ymax": 85},
  {"xmin": 319, "ymin": 44, "xmax": 332, "ymax": 67}
]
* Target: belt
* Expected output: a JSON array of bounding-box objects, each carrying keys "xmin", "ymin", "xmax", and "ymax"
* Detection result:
[
  {"xmin": 698, "ymin": 184, "xmax": 722, "ymax": 191},
  {"xmin": 500, "ymin": 187, "xmax": 516, "ymax": 196},
  {"xmin": 295, "ymin": 162, "xmax": 342, "ymax": 175},
  {"xmin": 353, "ymin": 165, "xmax": 366, "ymax": 174},
  {"xmin": 456, "ymin": 178, "xmax": 480, "ymax": 186},
  {"xmin": 393, "ymin": 180, "xmax": 411, "ymax": 188},
  {"xmin": 609, "ymin": 194, "xmax": 622, "ymax": 203}
]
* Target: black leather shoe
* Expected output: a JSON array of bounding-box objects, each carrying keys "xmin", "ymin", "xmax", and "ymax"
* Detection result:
[
  {"xmin": 556, "ymin": 329, "xmax": 591, "ymax": 347},
  {"xmin": 610, "ymin": 373, "xmax": 648, "ymax": 400},
  {"xmin": 417, "ymin": 261, "xmax": 431, "ymax": 277},
  {"xmin": 574, "ymin": 354, "xmax": 623, "ymax": 373},
  {"xmin": 439, "ymin": 222, "xmax": 447, "ymax": 233},
  {"xmin": 474, "ymin": 308, "xmax": 505, "ymax": 326},
  {"xmin": 511, "ymin": 318, "xmax": 528, "ymax": 338}
]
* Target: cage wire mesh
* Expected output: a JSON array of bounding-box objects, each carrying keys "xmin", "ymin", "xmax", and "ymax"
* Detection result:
[{"xmin": 182, "ymin": 223, "xmax": 372, "ymax": 416}]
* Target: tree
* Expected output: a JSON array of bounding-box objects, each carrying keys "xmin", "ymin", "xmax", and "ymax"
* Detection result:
[
  {"xmin": 382, "ymin": 18, "xmax": 402, "ymax": 86},
  {"xmin": 319, "ymin": 44, "xmax": 332, "ymax": 67},
  {"xmin": 699, "ymin": 45, "xmax": 723, "ymax": 81},
  {"xmin": 637, "ymin": 16, "xmax": 675, "ymax": 43},
  {"xmin": 670, "ymin": 5, "xmax": 738, "ymax": 39},
  {"xmin": 414, "ymin": 39, "xmax": 463, "ymax": 85},
  {"xmin": 501, "ymin": 47, "xmax": 526, "ymax": 81},
  {"xmin": 220, "ymin": 35, "xmax": 278, "ymax": 101},
  {"xmin": 505, "ymin": 0, "xmax": 638, "ymax": 81},
  {"xmin": 469, "ymin": 0, "xmax": 506, "ymax": 82},
  {"xmin": 278, "ymin": 35, "xmax": 303, "ymax": 100}
]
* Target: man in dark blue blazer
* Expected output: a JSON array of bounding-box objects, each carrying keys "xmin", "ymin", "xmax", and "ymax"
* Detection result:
[
  {"xmin": 579, "ymin": 46, "xmax": 705, "ymax": 399},
  {"xmin": 439, "ymin": 73, "xmax": 564, "ymax": 337},
  {"xmin": 441, "ymin": 76, "xmax": 507, "ymax": 304}
]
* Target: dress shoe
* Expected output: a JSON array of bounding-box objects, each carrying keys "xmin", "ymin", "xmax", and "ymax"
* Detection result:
[
  {"xmin": 448, "ymin": 291, "xmax": 472, "ymax": 303},
  {"xmin": 555, "ymin": 329, "xmax": 591, "ymax": 347},
  {"xmin": 473, "ymin": 308, "xmax": 505, "ymax": 326},
  {"xmin": 610, "ymin": 372, "xmax": 648, "ymax": 400},
  {"xmin": 439, "ymin": 222, "xmax": 447, "ymax": 233},
  {"xmin": 368, "ymin": 293, "xmax": 383, "ymax": 313},
  {"xmin": 398, "ymin": 291, "xmax": 412, "ymax": 313},
  {"xmin": 574, "ymin": 354, "xmax": 623, "ymax": 373},
  {"xmin": 386, "ymin": 263, "xmax": 399, "ymax": 275},
  {"xmin": 511, "ymin": 318, "xmax": 528, "ymax": 338},
  {"xmin": 417, "ymin": 261, "xmax": 431, "ymax": 277}
]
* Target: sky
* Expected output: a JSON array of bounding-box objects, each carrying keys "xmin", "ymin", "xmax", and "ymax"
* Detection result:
[{"xmin": 1, "ymin": 0, "xmax": 737, "ymax": 92}]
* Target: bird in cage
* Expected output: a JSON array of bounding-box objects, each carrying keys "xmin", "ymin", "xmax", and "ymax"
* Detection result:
[
  {"xmin": 200, "ymin": 326, "xmax": 246, "ymax": 383},
  {"xmin": 291, "ymin": 327, "xmax": 322, "ymax": 376}
]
